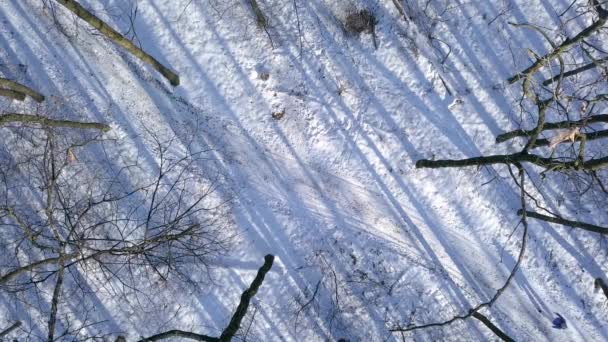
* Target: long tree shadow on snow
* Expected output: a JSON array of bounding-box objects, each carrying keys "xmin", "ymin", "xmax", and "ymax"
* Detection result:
[
  {"xmin": 127, "ymin": 0, "xmax": 546, "ymax": 340},
  {"xmin": 6, "ymin": 0, "xmax": 605, "ymax": 341}
]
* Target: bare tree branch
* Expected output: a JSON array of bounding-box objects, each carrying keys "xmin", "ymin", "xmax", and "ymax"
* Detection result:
[
  {"xmin": 53, "ymin": 0, "xmax": 180, "ymax": 86},
  {"xmin": 0, "ymin": 78, "xmax": 45, "ymax": 102},
  {"xmin": 243, "ymin": 0, "xmax": 274, "ymax": 49},
  {"xmin": 0, "ymin": 88, "xmax": 26, "ymax": 101},
  {"xmin": 406, "ymin": 1, "xmax": 608, "ymax": 339},
  {"xmin": 508, "ymin": 0, "xmax": 608, "ymax": 84},
  {"xmin": 391, "ymin": 0, "xmax": 409, "ymax": 22},
  {"xmin": 0, "ymin": 113, "xmax": 111, "ymax": 132},
  {"xmin": 219, "ymin": 254, "xmax": 275, "ymax": 341},
  {"xmin": 518, "ymin": 209, "xmax": 608, "ymax": 234},
  {"xmin": 139, "ymin": 330, "xmax": 218, "ymax": 342},
  {"xmin": 391, "ymin": 167, "xmax": 528, "ymax": 334},
  {"xmin": 472, "ymin": 312, "xmax": 515, "ymax": 342},
  {"xmin": 534, "ymin": 129, "xmax": 608, "ymax": 147},
  {"xmin": 0, "ymin": 321, "xmax": 22, "ymax": 339},
  {"xmin": 595, "ymin": 278, "xmax": 608, "ymax": 300},
  {"xmin": 246, "ymin": 0, "xmax": 267, "ymax": 28},
  {"xmin": 139, "ymin": 254, "xmax": 275, "ymax": 342},
  {"xmin": 542, "ymin": 56, "xmax": 608, "ymax": 85},
  {"xmin": 0, "ymin": 254, "xmax": 73, "ymax": 284},
  {"xmin": 416, "ymin": 152, "xmax": 608, "ymax": 171},
  {"xmin": 496, "ymin": 115, "xmax": 608, "ymax": 143},
  {"xmin": 47, "ymin": 266, "xmax": 65, "ymax": 342}
]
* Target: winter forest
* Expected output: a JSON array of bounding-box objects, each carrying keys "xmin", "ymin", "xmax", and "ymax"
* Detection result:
[{"xmin": 1, "ymin": 0, "xmax": 608, "ymax": 341}]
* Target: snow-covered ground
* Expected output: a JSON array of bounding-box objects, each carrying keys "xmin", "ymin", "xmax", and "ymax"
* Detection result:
[{"xmin": 1, "ymin": 0, "xmax": 608, "ymax": 340}]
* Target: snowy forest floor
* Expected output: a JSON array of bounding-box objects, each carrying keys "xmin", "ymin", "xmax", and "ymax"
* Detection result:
[{"xmin": 1, "ymin": 0, "xmax": 608, "ymax": 341}]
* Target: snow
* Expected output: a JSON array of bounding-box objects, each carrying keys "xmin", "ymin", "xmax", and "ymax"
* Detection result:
[{"xmin": 1, "ymin": 0, "xmax": 608, "ymax": 341}]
